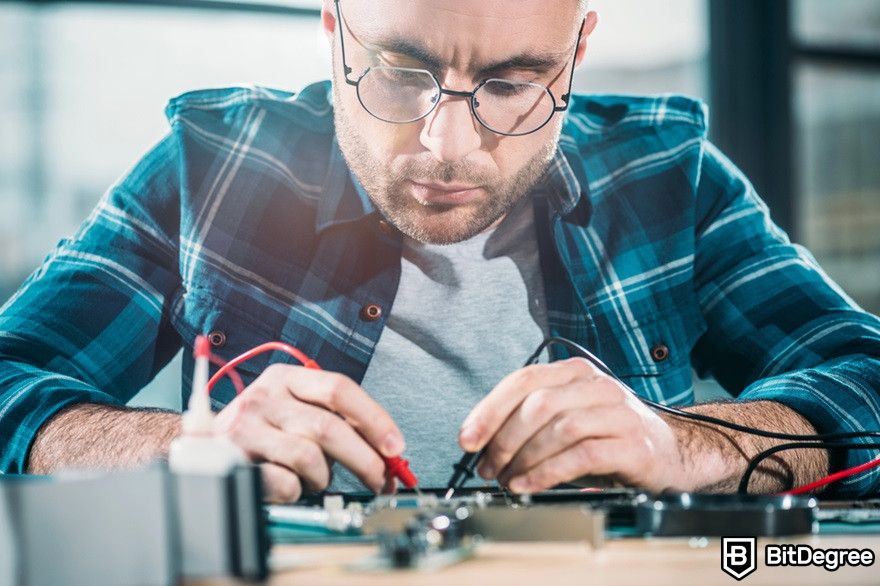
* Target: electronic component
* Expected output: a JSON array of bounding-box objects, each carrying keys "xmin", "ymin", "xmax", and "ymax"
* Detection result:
[
  {"xmin": 349, "ymin": 510, "xmax": 475, "ymax": 571},
  {"xmin": 266, "ymin": 486, "xmax": 862, "ymax": 566},
  {"xmin": 174, "ymin": 464, "xmax": 269, "ymax": 580},
  {"xmin": 360, "ymin": 489, "xmax": 606, "ymax": 546},
  {"xmin": 267, "ymin": 495, "xmax": 364, "ymax": 534},
  {"xmin": 636, "ymin": 493, "xmax": 817, "ymax": 537}
]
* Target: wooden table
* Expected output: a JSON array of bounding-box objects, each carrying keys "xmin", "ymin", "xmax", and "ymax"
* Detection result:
[{"xmin": 250, "ymin": 534, "xmax": 880, "ymax": 585}]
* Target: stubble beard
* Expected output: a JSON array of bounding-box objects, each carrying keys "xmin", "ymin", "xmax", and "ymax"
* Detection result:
[{"xmin": 332, "ymin": 82, "xmax": 561, "ymax": 245}]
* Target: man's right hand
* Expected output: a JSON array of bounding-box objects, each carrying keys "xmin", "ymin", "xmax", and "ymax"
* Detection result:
[{"xmin": 213, "ymin": 364, "xmax": 405, "ymax": 503}]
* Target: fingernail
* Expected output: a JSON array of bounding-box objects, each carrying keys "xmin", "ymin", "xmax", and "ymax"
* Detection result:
[
  {"xmin": 478, "ymin": 463, "xmax": 496, "ymax": 479},
  {"xmin": 382, "ymin": 433, "xmax": 405, "ymax": 456},
  {"xmin": 509, "ymin": 476, "xmax": 529, "ymax": 493},
  {"xmin": 459, "ymin": 425, "xmax": 479, "ymax": 450}
]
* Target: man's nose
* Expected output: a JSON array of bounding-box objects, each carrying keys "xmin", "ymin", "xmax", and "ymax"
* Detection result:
[{"xmin": 419, "ymin": 94, "xmax": 483, "ymax": 163}]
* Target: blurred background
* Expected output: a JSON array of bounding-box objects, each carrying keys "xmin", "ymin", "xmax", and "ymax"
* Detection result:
[{"xmin": 0, "ymin": 0, "xmax": 878, "ymax": 407}]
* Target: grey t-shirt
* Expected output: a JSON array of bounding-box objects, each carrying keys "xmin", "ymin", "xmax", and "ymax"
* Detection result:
[{"xmin": 330, "ymin": 197, "xmax": 548, "ymax": 491}]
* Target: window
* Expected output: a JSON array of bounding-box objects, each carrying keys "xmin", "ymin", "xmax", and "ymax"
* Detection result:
[
  {"xmin": 709, "ymin": 0, "xmax": 880, "ymax": 314},
  {"xmin": 0, "ymin": 1, "xmax": 326, "ymax": 302},
  {"xmin": 576, "ymin": 0, "xmax": 708, "ymax": 98},
  {"xmin": 792, "ymin": 0, "xmax": 880, "ymax": 312}
]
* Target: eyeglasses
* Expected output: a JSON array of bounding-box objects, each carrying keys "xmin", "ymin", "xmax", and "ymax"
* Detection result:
[{"xmin": 333, "ymin": 0, "xmax": 583, "ymax": 137}]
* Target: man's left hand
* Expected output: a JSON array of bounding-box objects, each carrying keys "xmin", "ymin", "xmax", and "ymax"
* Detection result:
[{"xmin": 459, "ymin": 357, "xmax": 689, "ymax": 493}]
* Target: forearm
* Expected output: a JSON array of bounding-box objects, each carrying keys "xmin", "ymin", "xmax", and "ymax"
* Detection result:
[
  {"xmin": 27, "ymin": 403, "xmax": 181, "ymax": 474},
  {"xmin": 670, "ymin": 400, "xmax": 830, "ymax": 493}
]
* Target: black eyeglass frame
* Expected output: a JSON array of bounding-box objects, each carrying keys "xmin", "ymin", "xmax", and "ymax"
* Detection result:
[{"xmin": 332, "ymin": 0, "xmax": 584, "ymax": 137}]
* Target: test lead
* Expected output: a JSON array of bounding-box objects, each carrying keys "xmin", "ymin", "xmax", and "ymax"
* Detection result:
[
  {"xmin": 444, "ymin": 449, "xmax": 484, "ymax": 500},
  {"xmin": 384, "ymin": 455, "xmax": 420, "ymax": 494}
]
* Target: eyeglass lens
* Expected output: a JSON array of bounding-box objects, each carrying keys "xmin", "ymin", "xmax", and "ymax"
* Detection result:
[{"xmin": 356, "ymin": 66, "xmax": 556, "ymax": 136}]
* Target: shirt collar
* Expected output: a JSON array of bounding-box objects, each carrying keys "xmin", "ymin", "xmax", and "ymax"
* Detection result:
[
  {"xmin": 538, "ymin": 137, "xmax": 591, "ymax": 221},
  {"xmin": 314, "ymin": 135, "xmax": 377, "ymax": 233}
]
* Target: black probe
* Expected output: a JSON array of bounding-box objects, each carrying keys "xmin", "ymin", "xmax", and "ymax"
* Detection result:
[
  {"xmin": 444, "ymin": 342, "xmax": 552, "ymax": 500},
  {"xmin": 444, "ymin": 449, "xmax": 485, "ymax": 500}
]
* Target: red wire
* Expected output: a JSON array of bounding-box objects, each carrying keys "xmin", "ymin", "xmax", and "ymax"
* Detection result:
[
  {"xmin": 202, "ymin": 339, "xmax": 418, "ymax": 490},
  {"xmin": 781, "ymin": 455, "xmax": 880, "ymax": 495},
  {"xmin": 208, "ymin": 352, "xmax": 245, "ymax": 394},
  {"xmin": 206, "ymin": 341, "xmax": 320, "ymax": 392}
]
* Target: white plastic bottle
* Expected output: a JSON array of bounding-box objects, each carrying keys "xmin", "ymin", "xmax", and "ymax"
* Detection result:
[{"xmin": 168, "ymin": 336, "xmax": 246, "ymax": 474}]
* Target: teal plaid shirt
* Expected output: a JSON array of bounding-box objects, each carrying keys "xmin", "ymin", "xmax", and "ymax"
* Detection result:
[{"xmin": 2, "ymin": 81, "xmax": 879, "ymax": 495}]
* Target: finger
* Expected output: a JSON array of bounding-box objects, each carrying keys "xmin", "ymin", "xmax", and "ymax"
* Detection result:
[
  {"xmin": 381, "ymin": 475, "xmax": 397, "ymax": 495},
  {"xmin": 479, "ymin": 379, "xmax": 622, "ymax": 479},
  {"xmin": 460, "ymin": 358, "xmax": 603, "ymax": 451},
  {"xmin": 247, "ymin": 426, "xmax": 330, "ymax": 491},
  {"xmin": 506, "ymin": 437, "xmax": 630, "ymax": 493},
  {"xmin": 258, "ymin": 365, "xmax": 405, "ymax": 458},
  {"xmin": 219, "ymin": 398, "xmax": 337, "ymax": 492},
  {"xmin": 260, "ymin": 462, "xmax": 303, "ymax": 503},
  {"xmin": 265, "ymin": 400, "xmax": 386, "ymax": 493},
  {"xmin": 498, "ymin": 404, "xmax": 630, "ymax": 483}
]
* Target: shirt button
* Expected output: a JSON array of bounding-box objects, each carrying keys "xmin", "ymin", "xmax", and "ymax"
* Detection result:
[
  {"xmin": 207, "ymin": 330, "xmax": 227, "ymax": 348},
  {"xmin": 650, "ymin": 343, "xmax": 670, "ymax": 363},
  {"xmin": 360, "ymin": 304, "xmax": 383, "ymax": 322}
]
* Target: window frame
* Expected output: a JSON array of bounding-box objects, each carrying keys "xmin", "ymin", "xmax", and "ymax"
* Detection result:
[{"xmin": 708, "ymin": 0, "xmax": 880, "ymax": 239}]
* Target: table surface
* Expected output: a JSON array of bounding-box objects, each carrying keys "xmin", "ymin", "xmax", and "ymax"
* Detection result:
[{"xmin": 212, "ymin": 534, "xmax": 880, "ymax": 586}]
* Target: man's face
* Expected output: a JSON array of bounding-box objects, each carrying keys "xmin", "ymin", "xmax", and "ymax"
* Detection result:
[{"xmin": 324, "ymin": 0, "xmax": 595, "ymax": 244}]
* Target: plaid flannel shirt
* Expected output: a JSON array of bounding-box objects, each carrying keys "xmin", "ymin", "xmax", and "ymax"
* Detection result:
[{"xmin": 2, "ymin": 81, "xmax": 879, "ymax": 494}]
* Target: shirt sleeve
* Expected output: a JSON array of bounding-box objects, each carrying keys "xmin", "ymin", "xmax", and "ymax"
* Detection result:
[
  {"xmin": 691, "ymin": 141, "xmax": 880, "ymax": 496},
  {"xmin": 0, "ymin": 134, "xmax": 183, "ymax": 473}
]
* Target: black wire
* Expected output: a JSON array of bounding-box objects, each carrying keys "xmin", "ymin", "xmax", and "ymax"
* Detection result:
[
  {"xmin": 737, "ymin": 442, "xmax": 880, "ymax": 495},
  {"xmin": 532, "ymin": 337, "xmax": 880, "ymax": 443},
  {"xmin": 533, "ymin": 336, "xmax": 880, "ymax": 496},
  {"xmin": 446, "ymin": 340, "xmax": 548, "ymax": 493}
]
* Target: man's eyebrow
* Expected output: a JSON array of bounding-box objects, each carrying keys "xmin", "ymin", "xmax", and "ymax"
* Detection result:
[
  {"xmin": 476, "ymin": 53, "xmax": 563, "ymax": 78},
  {"xmin": 366, "ymin": 38, "xmax": 446, "ymax": 71},
  {"xmin": 368, "ymin": 37, "xmax": 565, "ymax": 78}
]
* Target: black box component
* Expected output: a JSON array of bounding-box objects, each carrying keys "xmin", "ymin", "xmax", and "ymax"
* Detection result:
[
  {"xmin": 173, "ymin": 463, "xmax": 269, "ymax": 581},
  {"xmin": 636, "ymin": 493, "xmax": 818, "ymax": 537}
]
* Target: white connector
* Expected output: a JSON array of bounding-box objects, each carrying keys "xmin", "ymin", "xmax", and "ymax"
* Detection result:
[{"xmin": 169, "ymin": 336, "xmax": 246, "ymax": 475}]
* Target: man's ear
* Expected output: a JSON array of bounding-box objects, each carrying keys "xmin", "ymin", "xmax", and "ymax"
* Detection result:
[
  {"xmin": 321, "ymin": 0, "xmax": 337, "ymax": 44},
  {"xmin": 575, "ymin": 11, "xmax": 599, "ymax": 67}
]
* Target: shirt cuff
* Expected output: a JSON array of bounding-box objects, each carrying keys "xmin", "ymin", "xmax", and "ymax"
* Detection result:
[
  {"xmin": 738, "ymin": 356, "xmax": 880, "ymax": 496},
  {"xmin": 0, "ymin": 361, "xmax": 123, "ymax": 474}
]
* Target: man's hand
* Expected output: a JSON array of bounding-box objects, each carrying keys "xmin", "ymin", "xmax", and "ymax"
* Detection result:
[
  {"xmin": 459, "ymin": 357, "xmax": 686, "ymax": 493},
  {"xmin": 214, "ymin": 364, "xmax": 405, "ymax": 503},
  {"xmin": 460, "ymin": 358, "xmax": 832, "ymax": 494}
]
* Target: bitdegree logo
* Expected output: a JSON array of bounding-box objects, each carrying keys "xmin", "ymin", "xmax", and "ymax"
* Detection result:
[
  {"xmin": 765, "ymin": 544, "xmax": 875, "ymax": 572},
  {"xmin": 721, "ymin": 537, "xmax": 757, "ymax": 580},
  {"xmin": 721, "ymin": 538, "xmax": 876, "ymax": 580}
]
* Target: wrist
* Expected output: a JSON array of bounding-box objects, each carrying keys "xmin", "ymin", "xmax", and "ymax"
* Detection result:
[{"xmin": 663, "ymin": 413, "xmax": 735, "ymax": 492}]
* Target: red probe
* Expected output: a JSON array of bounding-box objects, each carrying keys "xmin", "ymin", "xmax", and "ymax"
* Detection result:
[
  {"xmin": 384, "ymin": 455, "xmax": 418, "ymax": 489},
  {"xmin": 203, "ymin": 339, "xmax": 419, "ymax": 491}
]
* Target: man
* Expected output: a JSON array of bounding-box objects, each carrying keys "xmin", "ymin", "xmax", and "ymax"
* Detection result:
[{"xmin": 1, "ymin": 0, "xmax": 879, "ymax": 502}]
